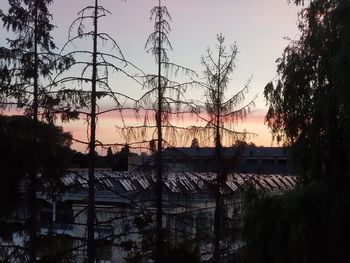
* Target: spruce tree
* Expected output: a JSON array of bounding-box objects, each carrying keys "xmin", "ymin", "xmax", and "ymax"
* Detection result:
[
  {"xmin": 139, "ymin": 1, "xmax": 196, "ymax": 261},
  {"xmin": 193, "ymin": 34, "xmax": 256, "ymax": 262},
  {"xmin": 56, "ymin": 0, "xmax": 142, "ymax": 261},
  {"xmin": 0, "ymin": 1, "xmax": 73, "ymax": 261}
]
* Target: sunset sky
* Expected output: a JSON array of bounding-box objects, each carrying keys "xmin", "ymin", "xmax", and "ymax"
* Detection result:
[{"xmin": 0, "ymin": 0, "xmax": 301, "ymax": 153}]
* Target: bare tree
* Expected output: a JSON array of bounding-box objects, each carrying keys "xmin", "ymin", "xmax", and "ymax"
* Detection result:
[
  {"xmin": 193, "ymin": 34, "xmax": 256, "ymax": 262},
  {"xmin": 54, "ymin": 0, "xmax": 143, "ymax": 262},
  {"xmin": 115, "ymin": 1, "xmax": 197, "ymax": 261},
  {"xmin": 141, "ymin": 1, "xmax": 197, "ymax": 261}
]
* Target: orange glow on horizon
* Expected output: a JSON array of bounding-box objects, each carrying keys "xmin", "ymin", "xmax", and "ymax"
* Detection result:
[
  {"xmin": 60, "ymin": 108, "xmax": 275, "ymax": 153},
  {"xmin": 1, "ymin": 107, "xmax": 275, "ymax": 154}
]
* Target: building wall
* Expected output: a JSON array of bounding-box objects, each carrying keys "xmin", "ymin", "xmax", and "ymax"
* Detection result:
[{"xmin": 2, "ymin": 171, "xmax": 296, "ymax": 262}]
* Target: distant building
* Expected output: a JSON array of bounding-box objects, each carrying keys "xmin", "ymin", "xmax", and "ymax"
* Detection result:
[{"xmin": 161, "ymin": 146, "xmax": 290, "ymax": 174}]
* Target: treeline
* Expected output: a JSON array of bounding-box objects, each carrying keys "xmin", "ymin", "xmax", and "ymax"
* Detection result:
[{"xmin": 71, "ymin": 146, "xmax": 131, "ymax": 171}]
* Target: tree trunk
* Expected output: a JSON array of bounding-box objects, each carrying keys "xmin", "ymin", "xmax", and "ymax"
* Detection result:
[
  {"xmin": 87, "ymin": 0, "xmax": 98, "ymax": 262},
  {"xmin": 214, "ymin": 143, "xmax": 222, "ymax": 263},
  {"xmin": 214, "ymin": 46, "xmax": 222, "ymax": 263},
  {"xmin": 29, "ymin": 1, "xmax": 39, "ymax": 261},
  {"xmin": 155, "ymin": 1, "xmax": 164, "ymax": 262}
]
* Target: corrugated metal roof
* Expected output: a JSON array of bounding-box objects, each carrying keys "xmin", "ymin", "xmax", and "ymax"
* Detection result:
[{"xmin": 60, "ymin": 171, "xmax": 296, "ymax": 194}]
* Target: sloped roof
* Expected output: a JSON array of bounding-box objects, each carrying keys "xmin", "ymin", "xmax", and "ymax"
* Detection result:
[{"xmin": 60, "ymin": 171, "xmax": 296, "ymax": 195}]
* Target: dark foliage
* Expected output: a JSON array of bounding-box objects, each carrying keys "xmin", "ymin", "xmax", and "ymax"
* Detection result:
[
  {"xmin": 0, "ymin": 115, "xmax": 73, "ymax": 247},
  {"xmin": 121, "ymin": 213, "xmax": 201, "ymax": 263},
  {"xmin": 264, "ymin": 0, "xmax": 350, "ymax": 183},
  {"xmin": 0, "ymin": 0, "xmax": 75, "ymax": 121},
  {"xmin": 242, "ymin": 182, "xmax": 350, "ymax": 263},
  {"xmin": 243, "ymin": 1, "xmax": 350, "ymax": 263}
]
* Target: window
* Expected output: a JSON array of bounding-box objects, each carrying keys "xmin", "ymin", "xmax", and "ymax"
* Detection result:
[
  {"xmin": 261, "ymin": 158, "xmax": 275, "ymax": 165},
  {"xmin": 277, "ymin": 159, "xmax": 287, "ymax": 165},
  {"xmin": 246, "ymin": 158, "xmax": 257, "ymax": 165},
  {"xmin": 56, "ymin": 202, "xmax": 74, "ymax": 224},
  {"xmin": 164, "ymin": 158, "xmax": 173, "ymax": 163}
]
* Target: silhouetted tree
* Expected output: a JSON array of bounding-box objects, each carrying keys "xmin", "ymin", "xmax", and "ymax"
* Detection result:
[
  {"xmin": 56, "ymin": 0, "xmax": 142, "ymax": 261},
  {"xmin": 121, "ymin": 213, "xmax": 201, "ymax": 263},
  {"xmin": 141, "ymin": 1, "xmax": 196, "ymax": 261},
  {"xmin": 192, "ymin": 34, "xmax": 256, "ymax": 262},
  {"xmin": 0, "ymin": 116, "xmax": 73, "ymax": 261},
  {"xmin": 114, "ymin": 144, "xmax": 130, "ymax": 171},
  {"xmin": 190, "ymin": 138, "xmax": 200, "ymax": 148},
  {"xmin": 0, "ymin": 0, "xmax": 75, "ymax": 120},
  {"xmin": 264, "ymin": 0, "xmax": 350, "ymax": 184},
  {"xmin": 106, "ymin": 147, "xmax": 114, "ymax": 167},
  {"xmin": 242, "ymin": 1, "xmax": 350, "ymax": 263},
  {"xmin": 118, "ymin": 1, "xmax": 197, "ymax": 261},
  {"xmin": 149, "ymin": 139, "xmax": 157, "ymax": 154},
  {"xmin": 0, "ymin": 1, "xmax": 74, "ymax": 261},
  {"xmin": 233, "ymin": 139, "xmax": 256, "ymax": 147}
]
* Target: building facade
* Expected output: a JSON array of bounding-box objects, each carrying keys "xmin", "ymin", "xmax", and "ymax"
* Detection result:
[
  {"xmin": 161, "ymin": 147, "xmax": 290, "ymax": 174},
  {"xmin": 2, "ymin": 169, "xmax": 296, "ymax": 262}
]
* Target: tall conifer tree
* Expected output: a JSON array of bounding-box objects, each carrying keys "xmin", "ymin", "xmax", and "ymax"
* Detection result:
[
  {"xmin": 56, "ymin": 0, "xmax": 142, "ymax": 261},
  {"xmin": 194, "ymin": 34, "xmax": 255, "ymax": 262},
  {"xmin": 0, "ymin": 1, "xmax": 71, "ymax": 261}
]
